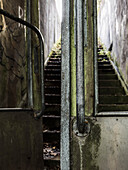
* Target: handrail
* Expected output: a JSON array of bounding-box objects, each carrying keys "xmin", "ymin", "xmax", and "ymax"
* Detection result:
[{"xmin": 0, "ymin": 8, "xmax": 45, "ymax": 118}]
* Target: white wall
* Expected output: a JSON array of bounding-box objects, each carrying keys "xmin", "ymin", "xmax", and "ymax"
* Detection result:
[{"xmin": 98, "ymin": 0, "xmax": 128, "ymax": 84}]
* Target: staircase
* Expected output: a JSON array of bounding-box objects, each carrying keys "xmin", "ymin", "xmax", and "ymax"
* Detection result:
[
  {"xmin": 98, "ymin": 48, "xmax": 128, "ymax": 112},
  {"xmin": 43, "ymin": 50, "xmax": 61, "ymax": 169}
]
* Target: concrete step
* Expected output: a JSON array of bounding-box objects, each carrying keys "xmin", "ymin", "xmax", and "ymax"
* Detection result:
[
  {"xmin": 44, "ymin": 74, "xmax": 61, "ymax": 80},
  {"xmin": 45, "ymin": 94, "xmax": 61, "ymax": 104},
  {"xmin": 98, "ymin": 104, "xmax": 128, "ymax": 112},
  {"xmin": 99, "ymin": 87, "xmax": 125, "ymax": 95},
  {"xmin": 98, "ymin": 74, "xmax": 118, "ymax": 80},
  {"xmin": 44, "ymin": 160, "xmax": 60, "ymax": 169},
  {"xmin": 49, "ymin": 58, "xmax": 61, "ymax": 62},
  {"xmin": 98, "ymin": 69, "xmax": 115, "ymax": 74},
  {"xmin": 98, "ymin": 61, "xmax": 111, "ymax": 65},
  {"xmin": 44, "ymin": 69, "xmax": 61, "ymax": 74},
  {"xmin": 98, "ymin": 65, "xmax": 113, "ymax": 69},
  {"xmin": 99, "ymin": 95, "xmax": 128, "ymax": 104},
  {"xmin": 50, "ymin": 55, "xmax": 61, "ymax": 58},
  {"xmin": 43, "ymin": 116, "xmax": 60, "ymax": 131},
  {"xmin": 45, "ymin": 86, "xmax": 60, "ymax": 94},
  {"xmin": 45, "ymin": 80, "xmax": 61, "ymax": 86},
  {"xmin": 45, "ymin": 103, "xmax": 61, "ymax": 115},
  {"xmin": 47, "ymin": 61, "xmax": 61, "ymax": 65},
  {"xmin": 45, "ymin": 65, "xmax": 61, "ymax": 69},
  {"xmin": 99, "ymin": 80, "xmax": 121, "ymax": 87},
  {"xmin": 43, "ymin": 130, "xmax": 60, "ymax": 143}
]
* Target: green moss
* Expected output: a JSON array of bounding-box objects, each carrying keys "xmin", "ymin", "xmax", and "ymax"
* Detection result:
[{"xmin": 70, "ymin": 0, "xmax": 76, "ymax": 116}]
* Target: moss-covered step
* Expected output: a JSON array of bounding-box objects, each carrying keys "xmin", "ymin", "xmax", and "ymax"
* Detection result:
[
  {"xmin": 98, "ymin": 74, "xmax": 118, "ymax": 80},
  {"xmin": 98, "ymin": 104, "xmax": 128, "ymax": 112},
  {"xmin": 99, "ymin": 95, "xmax": 128, "ymax": 104},
  {"xmin": 99, "ymin": 80, "xmax": 121, "ymax": 87},
  {"xmin": 99, "ymin": 87, "xmax": 125, "ymax": 95}
]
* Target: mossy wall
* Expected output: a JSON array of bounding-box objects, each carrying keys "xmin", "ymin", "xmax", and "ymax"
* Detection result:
[{"xmin": 70, "ymin": 0, "xmax": 94, "ymax": 116}]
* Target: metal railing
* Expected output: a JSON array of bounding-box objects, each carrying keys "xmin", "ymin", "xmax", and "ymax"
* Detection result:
[{"xmin": 0, "ymin": 8, "xmax": 45, "ymax": 118}]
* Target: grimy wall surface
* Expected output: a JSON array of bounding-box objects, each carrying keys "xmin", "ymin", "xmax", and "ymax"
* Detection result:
[
  {"xmin": 0, "ymin": 0, "xmax": 26, "ymax": 107},
  {"xmin": 98, "ymin": 0, "xmax": 128, "ymax": 84},
  {"xmin": 70, "ymin": 1, "xmax": 128, "ymax": 169},
  {"xmin": 39, "ymin": 0, "xmax": 61, "ymax": 61}
]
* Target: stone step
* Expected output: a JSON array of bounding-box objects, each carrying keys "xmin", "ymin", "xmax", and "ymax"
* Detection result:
[
  {"xmin": 98, "ymin": 65, "xmax": 113, "ymax": 69},
  {"xmin": 50, "ymin": 55, "xmax": 61, "ymax": 58},
  {"xmin": 99, "ymin": 95, "xmax": 128, "ymax": 104},
  {"xmin": 99, "ymin": 80, "xmax": 121, "ymax": 87},
  {"xmin": 98, "ymin": 69, "xmax": 115, "ymax": 74},
  {"xmin": 43, "ymin": 116, "xmax": 60, "ymax": 131},
  {"xmin": 98, "ymin": 74, "xmax": 118, "ymax": 80},
  {"xmin": 49, "ymin": 58, "xmax": 61, "ymax": 62},
  {"xmin": 45, "ymin": 65, "xmax": 61, "ymax": 69},
  {"xmin": 44, "ymin": 103, "xmax": 61, "ymax": 115},
  {"xmin": 98, "ymin": 61, "xmax": 111, "ymax": 65},
  {"xmin": 44, "ymin": 160, "xmax": 60, "ymax": 170},
  {"xmin": 45, "ymin": 86, "xmax": 60, "ymax": 94},
  {"xmin": 98, "ymin": 54, "xmax": 108, "ymax": 58},
  {"xmin": 44, "ymin": 69, "xmax": 61, "ymax": 74},
  {"xmin": 44, "ymin": 80, "xmax": 61, "ymax": 86},
  {"xmin": 44, "ymin": 74, "xmax": 61, "ymax": 80},
  {"xmin": 47, "ymin": 61, "xmax": 61, "ymax": 65},
  {"xmin": 98, "ymin": 104, "xmax": 128, "ymax": 112},
  {"xmin": 99, "ymin": 87, "xmax": 125, "ymax": 95},
  {"xmin": 45, "ymin": 94, "xmax": 61, "ymax": 104},
  {"xmin": 43, "ymin": 130, "xmax": 60, "ymax": 143}
]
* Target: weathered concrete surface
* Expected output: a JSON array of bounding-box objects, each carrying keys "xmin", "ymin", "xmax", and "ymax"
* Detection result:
[
  {"xmin": 39, "ymin": 0, "xmax": 61, "ymax": 61},
  {"xmin": 0, "ymin": 110, "xmax": 43, "ymax": 169},
  {"xmin": 0, "ymin": 0, "xmax": 26, "ymax": 107},
  {"xmin": 84, "ymin": 0, "xmax": 94, "ymax": 116},
  {"xmin": 71, "ymin": 117, "xmax": 128, "ymax": 170},
  {"xmin": 70, "ymin": 0, "xmax": 94, "ymax": 116},
  {"xmin": 98, "ymin": 0, "xmax": 128, "ymax": 84}
]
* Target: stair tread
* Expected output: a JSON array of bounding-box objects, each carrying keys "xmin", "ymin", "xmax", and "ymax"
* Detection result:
[
  {"xmin": 43, "ymin": 130, "xmax": 60, "ymax": 133},
  {"xmin": 45, "ymin": 94, "xmax": 61, "ymax": 96},
  {"xmin": 45, "ymin": 69, "xmax": 61, "ymax": 71},
  {"xmin": 43, "ymin": 115, "xmax": 60, "ymax": 118},
  {"xmin": 45, "ymin": 85, "xmax": 60, "ymax": 87}
]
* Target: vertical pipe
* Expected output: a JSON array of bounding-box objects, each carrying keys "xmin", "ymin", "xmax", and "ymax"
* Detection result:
[
  {"xmin": 61, "ymin": 0, "xmax": 70, "ymax": 169},
  {"xmin": 93, "ymin": 0, "xmax": 98, "ymax": 115},
  {"xmin": 26, "ymin": 0, "xmax": 33, "ymax": 108},
  {"xmin": 40, "ymin": 40, "xmax": 45, "ymax": 112},
  {"xmin": 76, "ymin": 0, "xmax": 85, "ymax": 134}
]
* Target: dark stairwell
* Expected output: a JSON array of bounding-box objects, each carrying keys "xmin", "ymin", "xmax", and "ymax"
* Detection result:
[
  {"xmin": 98, "ymin": 48, "xmax": 128, "ymax": 112},
  {"xmin": 43, "ymin": 41, "xmax": 61, "ymax": 169}
]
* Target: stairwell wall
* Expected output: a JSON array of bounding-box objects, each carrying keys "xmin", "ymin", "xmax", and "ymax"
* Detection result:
[
  {"xmin": 98, "ymin": 0, "xmax": 128, "ymax": 85},
  {"xmin": 39, "ymin": 0, "xmax": 61, "ymax": 61},
  {"xmin": 0, "ymin": 0, "xmax": 26, "ymax": 107}
]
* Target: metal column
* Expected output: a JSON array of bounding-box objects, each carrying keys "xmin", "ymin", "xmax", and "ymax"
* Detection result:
[
  {"xmin": 61, "ymin": 0, "xmax": 70, "ymax": 169},
  {"xmin": 76, "ymin": 0, "xmax": 85, "ymax": 134},
  {"xmin": 93, "ymin": 0, "xmax": 98, "ymax": 114}
]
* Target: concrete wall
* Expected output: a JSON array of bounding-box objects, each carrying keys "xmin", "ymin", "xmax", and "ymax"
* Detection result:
[
  {"xmin": 0, "ymin": 110, "xmax": 43, "ymax": 169},
  {"xmin": 71, "ymin": 117, "xmax": 128, "ymax": 170},
  {"xmin": 39, "ymin": 0, "xmax": 61, "ymax": 61},
  {"xmin": 98, "ymin": 0, "xmax": 128, "ymax": 84},
  {"xmin": 0, "ymin": 0, "xmax": 26, "ymax": 107}
]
